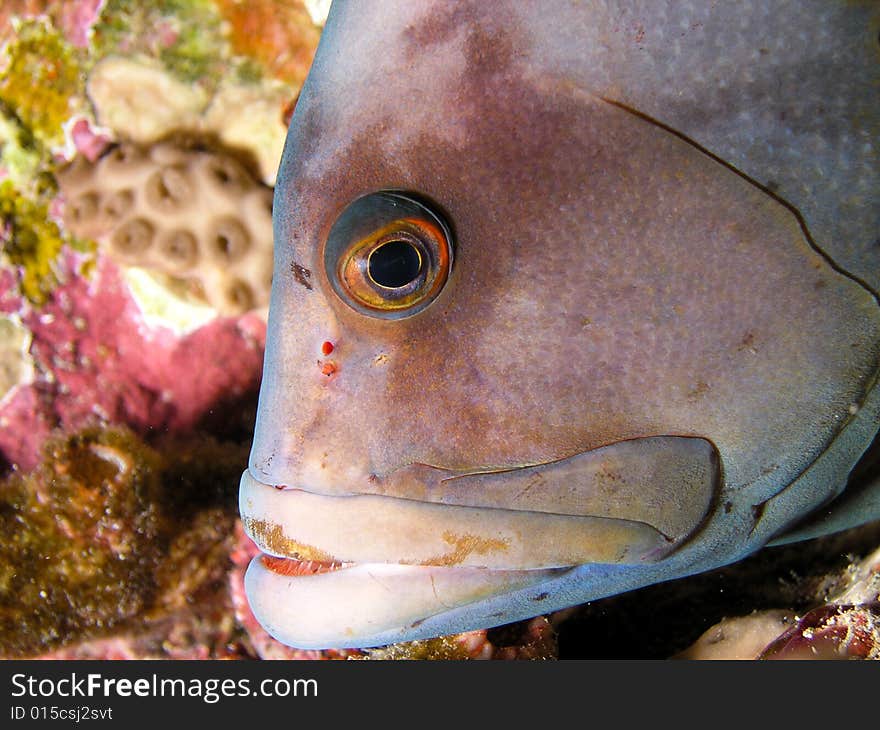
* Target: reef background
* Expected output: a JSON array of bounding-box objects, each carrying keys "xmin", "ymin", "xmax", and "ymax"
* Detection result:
[{"xmin": 0, "ymin": 0, "xmax": 877, "ymax": 660}]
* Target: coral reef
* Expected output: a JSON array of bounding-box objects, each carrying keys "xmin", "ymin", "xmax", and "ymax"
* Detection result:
[
  {"xmin": 202, "ymin": 81, "xmax": 291, "ymax": 185},
  {"xmin": 57, "ymin": 141, "xmax": 274, "ymax": 314},
  {"xmin": 90, "ymin": 0, "xmax": 229, "ymax": 86},
  {"xmin": 551, "ymin": 520, "xmax": 880, "ymax": 659},
  {"xmin": 85, "ymin": 56, "xmax": 290, "ymax": 185},
  {"xmin": 0, "ymin": 111, "xmax": 41, "ymax": 187},
  {"xmin": 678, "ymin": 542, "xmax": 880, "ymax": 660},
  {"xmin": 759, "ymin": 603, "xmax": 880, "ymax": 659},
  {"xmin": 0, "ymin": 427, "xmax": 163, "ymax": 656},
  {"xmin": 0, "ymin": 426, "xmax": 252, "ymax": 658},
  {"xmin": 674, "ymin": 612, "xmax": 796, "ymax": 660},
  {"xmin": 0, "ymin": 0, "xmax": 322, "ymax": 661},
  {"xmin": 0, "ymin": 1, "xmax": 104, "ymax": 50},
  {"xmin": 1, "ymin": 0, "xmax": 318, "ymax": 318}
]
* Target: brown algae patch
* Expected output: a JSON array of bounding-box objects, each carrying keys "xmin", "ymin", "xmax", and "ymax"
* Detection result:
[
  {"xmin": 243, "ymin": 516, "xmax": 338, "ymax": 563},
  {"xmin": 0, "ymin": 427, "xmax": 163, "ymax": 656},
  {"xmin": 0, "ymin": 426, "xmax": 250, "ymax": 657},
  {"xmin": 426, "ymin": 531, "xmax": 510, "ymax": 567}
]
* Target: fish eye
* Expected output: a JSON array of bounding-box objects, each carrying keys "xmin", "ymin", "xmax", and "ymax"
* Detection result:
[{"xmin": 324, "ymin": 191, "xmax": 453, "ymax": 318}]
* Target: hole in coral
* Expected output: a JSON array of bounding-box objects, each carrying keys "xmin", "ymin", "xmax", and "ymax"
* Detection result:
[
  {"xmin": 60, "ymin": 154, "xmax": 92, "ymax": 181},
  {"xmin": 224, "ymin": 280, "xmax": 254, "ymax": 311},
  {"xmin": 207, "ymin": 159, "xmax": 245, "ymax": 190},
  {"xmin": 111, "ymin": 218, "xmax": 154, "ymax": 257},
  {"xmin": 70, "ymin": 192, "xmax": 99, "ymax": 223},
  {"xmin": 209, "ymin": 218, "xmax": 250, "ymax": 261},
  {"xmin": 103, "ymin": 144, "xmax": 144, "ymax": 169},
  {"xmin": 146, "ymin": 167, "xmax": 193, "ymax": 211},
  {"xmin": 102, "ymin": 189, "xmax": 134, "ymax": 221},
  {"xmin": 160, "ymin": 230, "xmax": 198, "ymax": 268}
]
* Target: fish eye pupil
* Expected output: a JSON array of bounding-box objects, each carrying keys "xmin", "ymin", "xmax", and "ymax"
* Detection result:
[{"xmin": 368, "ymin": 239, "xmax": 422, "ymax": 288}]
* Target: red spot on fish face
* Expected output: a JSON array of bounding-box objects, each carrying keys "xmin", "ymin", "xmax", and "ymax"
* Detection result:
[
  {"xmin": 321, "ymin": 340, "xmax": 334, "ymax": 355},
  {"xmin": 321, "ymin": 362, "xmax": 337, "ymax": 377}
]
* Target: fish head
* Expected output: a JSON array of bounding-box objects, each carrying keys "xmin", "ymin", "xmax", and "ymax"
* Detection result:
[{"xmin": 239, "ymin": 0, "xmax": 880, "ymax": 649}]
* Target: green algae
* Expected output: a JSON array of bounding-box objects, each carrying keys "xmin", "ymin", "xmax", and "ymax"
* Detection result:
[
  {"xmin": 92, "ymin": 0, "xmax": 229, "ymax": 86},
  {"xmin": 0, "ymin": 179, "xmax": 67, "ymax": 304},
  {"xmin": 0, "ymin": 19, "xmax": 92, "ymax": 305},
  {"xmin": 0, "ymin": 19, "xmax": 85, "ymax": 148},
  {"xmin": 0, "ymin": 170, "xmax": 95, "ymax": 306},
  {"xmin": 0, "ymin": 108, "xmax": 41, "ymax": 187}
]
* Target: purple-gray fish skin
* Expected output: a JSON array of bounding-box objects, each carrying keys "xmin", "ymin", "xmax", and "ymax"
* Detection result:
[{"xmin": 238, "ymin": 0, "xmax": 880, "ymax": 649}]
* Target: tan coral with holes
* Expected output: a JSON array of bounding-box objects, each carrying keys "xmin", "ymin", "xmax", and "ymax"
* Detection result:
[{"xmin": 57, "ymin": 142, "xmax": 274, "ymax": 314}]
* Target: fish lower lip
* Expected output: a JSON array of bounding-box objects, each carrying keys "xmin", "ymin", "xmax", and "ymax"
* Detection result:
[
  {"xmin": 243, "ymin": 553, "xmax": 561, "ymax": 650},
  {"xmin": 239, "ymin": 470, "xmax": 672, "ymax": 569}
]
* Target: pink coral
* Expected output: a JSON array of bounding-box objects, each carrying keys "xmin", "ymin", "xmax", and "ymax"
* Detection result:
[
  {"xmin": 759, "ymin": 603, "xmax": 880, "ymax": 660},
  {"xmin": 0, "ymin": 269, "xmax": 23, "ymax": 314},
  {"xmin": 0, "ymin": 1, "xmax": 103, "ymax": 49},
  {"xmin": 66, "ymin": 117, "xmax": 112, "ymax": 162},
  {"xmin": 0, "ymin": 252, "xmax": 265, "ymax": 469},
  {"xmin": 55, "ymin": 0, "xmax": 104, "ymax": 48}
]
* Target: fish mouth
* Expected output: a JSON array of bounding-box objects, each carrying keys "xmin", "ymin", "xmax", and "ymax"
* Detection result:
[{"xmin": 238, "ymin": 469, "xmax": 673, "ymax": 649}]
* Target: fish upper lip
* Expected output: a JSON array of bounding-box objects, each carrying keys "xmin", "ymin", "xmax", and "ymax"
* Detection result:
[
  {"xmin": 248, "ymin": 435, "xmax": 720, "ymax": 545},
  {"xmin": 238, "ymin": 469, "xmax": 673, "ymax": 570}
]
